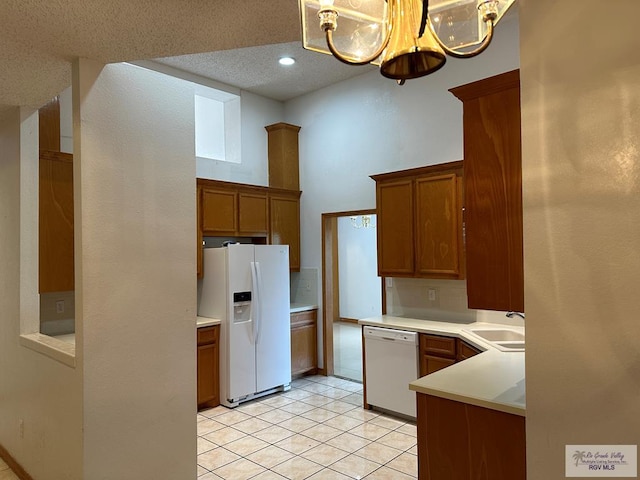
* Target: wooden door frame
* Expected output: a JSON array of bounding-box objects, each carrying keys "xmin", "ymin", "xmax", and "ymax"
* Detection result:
[{"xmin": 320, "ymin": 209, "xmax": 380, "ymax": 377}]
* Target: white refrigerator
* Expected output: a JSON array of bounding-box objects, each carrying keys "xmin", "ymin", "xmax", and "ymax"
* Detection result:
[{"xmin": 198, "ymin": 244, "xmax": 291, "ymax": 407}]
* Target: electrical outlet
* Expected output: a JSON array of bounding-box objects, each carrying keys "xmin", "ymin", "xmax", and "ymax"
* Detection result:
[
  {"xmin": 19, "ymin": 419, "xmax": 24, "ymax": 438},
  {"xmin": 56, "ymin": 300, "xmax": 65, "ymax": 314},
  {"xmin": 428, "ymin": 288, "xmax": 437, "ymax": 301},
  {"xmin": 385, "ymin": 277, "xmax": 393, "ymax": 288}
]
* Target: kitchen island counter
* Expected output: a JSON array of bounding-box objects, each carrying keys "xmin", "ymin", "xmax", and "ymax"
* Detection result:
[{"xmin": 359, "ymin": 315, "xmax": 525, "ymax": 416}]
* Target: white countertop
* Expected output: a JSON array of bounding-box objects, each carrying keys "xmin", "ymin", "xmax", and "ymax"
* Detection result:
[
  {"xmin": 290, "ymin": 303, "xmax": 318, "ymax": 313},
  {"xmin": 196, "ymin": 316, "xmax": 221, "ymax": 327},
  {"xmin": 358, "ymin": 315, "xmax": 525, "ymax": 416}
]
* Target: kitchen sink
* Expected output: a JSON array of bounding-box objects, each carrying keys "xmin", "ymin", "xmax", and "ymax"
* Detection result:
[
  {"xmin": 463, "ymin": 328, "xmax": 525, "ymax": 352},
  {"xmin": 495, "ymin": 341, "xmax": 526, "ymax": 351},
  {"xmin": 466, "ymin": 329, "xmax": 524, "ymax": 342}
]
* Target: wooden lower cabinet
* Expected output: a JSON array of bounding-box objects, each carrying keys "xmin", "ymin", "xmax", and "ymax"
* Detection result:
[
  {"xmin": 456, "ymin": 338, "xmax": 482, "ymax": 361},
  {"xmin": 290, "ymin": 309, "xmax": 317, "ymax": 376},
  {"xmin": 417, "ymin": 394, "xmax": 526, "ymax": 480},
  {"xmin": 197, "ymin": 325, "xmax": 220, "ymax": 409},
  {"xmin": 419, "ymin": 334, "xmax": 457, "ymax": 377}
]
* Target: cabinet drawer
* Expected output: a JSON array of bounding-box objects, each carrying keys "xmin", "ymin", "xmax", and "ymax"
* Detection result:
[
  {"xmin": 420, "ymin": 334, "xmax": 456, "ymax": 358},
  {"xmin": 197, "ymin": 326, "xmax": 219, "ymax": 346},
  {"xmin": 290, "ymin": 309, "xmax": 317, "ymax": 327},
  {"xmin": 457, "ymin": 339, "xmax": 482, "ymax": 361}
]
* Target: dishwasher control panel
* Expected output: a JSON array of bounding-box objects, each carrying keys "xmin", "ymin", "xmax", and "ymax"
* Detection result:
[{"xmin": 363, "ymin": 326, "xmax": 418, "ymax": 344}]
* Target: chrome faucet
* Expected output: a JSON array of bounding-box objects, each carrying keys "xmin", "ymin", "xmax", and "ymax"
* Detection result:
[{"xmin": 506, "ymin": 311, "xmax": 525, "ymax": 319}]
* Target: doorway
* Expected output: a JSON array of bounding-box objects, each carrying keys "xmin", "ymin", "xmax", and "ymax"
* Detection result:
[{"xmin": 321, "ymin": 210, "xmax": 382, "ymax": 381}]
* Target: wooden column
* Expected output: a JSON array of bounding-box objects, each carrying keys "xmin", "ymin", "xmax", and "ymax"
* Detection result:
[{"xmin": 265, "ymin": 122, "xmax": 301, "ymax": 191}]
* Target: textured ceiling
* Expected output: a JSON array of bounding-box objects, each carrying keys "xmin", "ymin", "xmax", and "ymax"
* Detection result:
[
  {"xmin": 152, "ymin": 43, "xmax": 375, "ymax": 101},
  {"xmin": 0, "ymin": 0, "xmax": 374, "ymax": 113}
]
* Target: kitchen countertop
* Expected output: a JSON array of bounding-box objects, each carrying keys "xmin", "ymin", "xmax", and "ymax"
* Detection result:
[
  {"xmin": 196, "ymin": 316, "xmax": 221, "ymax": 328},
  {"xmin": 358, "ymin": 315, "xmax": 525, "ymax": 417},
  {"xmin": 290, "ymin": 303, "xmax": 318, "ymax": 313}
]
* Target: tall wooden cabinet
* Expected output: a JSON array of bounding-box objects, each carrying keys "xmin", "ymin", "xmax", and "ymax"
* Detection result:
[
  {"xmin": 38, "ymin": 96, "xmax": 75, "ymax": 294},
  {"xmin": 450, "ymin": 70, "xmax": 524, "ymax": 312},
  {"xmin": 371, "ymin": 161, "xmax": 464, "ymax": 279},
  {"xmin": 39, "ymin": 150, "xmax": 74, "ymax": 293}
]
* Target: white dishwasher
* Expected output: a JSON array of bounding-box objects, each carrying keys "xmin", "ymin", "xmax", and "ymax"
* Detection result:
[{"xmin": 363, "ymin": 326, "xmax": 419, "ymax": 418}]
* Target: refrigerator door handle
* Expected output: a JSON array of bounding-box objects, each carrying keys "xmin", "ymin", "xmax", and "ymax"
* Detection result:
[
  {"xmin": 250, "ymin": 261, "xmax": 259, "ymax": 345},
  {"xmin": 254, "ymin": 261, "xmax": 263, "ymax": 345}
]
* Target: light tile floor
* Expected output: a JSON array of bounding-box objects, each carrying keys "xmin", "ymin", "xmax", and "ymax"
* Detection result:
[
  {"xmin": 0, "ymin": 457, "xmax": 19, "ymax": 480},
  {"xmin": 198, "ymin": 375, "xmax": 417, "ymax": 479},
  {"xmin": 333, "ymin": 322, "xmax": 363, "ymax": 383}
]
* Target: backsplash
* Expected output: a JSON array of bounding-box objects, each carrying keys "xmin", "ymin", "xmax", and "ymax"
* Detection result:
[
  {"xmin": 290, "ymin": 268, "xmax": 318, "ymax": 306},
  {"xmin": 385, "ymin": 277, "xmax": 524, "ymax": 327},
  {"xmin": 40, "ymin": 290, "xmax": 75, "ymax": 335}
]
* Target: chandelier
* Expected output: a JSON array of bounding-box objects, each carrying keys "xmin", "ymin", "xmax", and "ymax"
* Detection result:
[
  {"xmin": 350, "ymin": 215, "xmax": 376, "ymax": 229},
  {"xmin": 299, "ymin": 0, "xmax": 516, "ymax": 84}
]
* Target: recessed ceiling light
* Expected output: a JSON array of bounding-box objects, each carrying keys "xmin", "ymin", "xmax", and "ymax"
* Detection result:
[{"xmin": 279, "ymin": 57, "xmax": 295, "ymax": 66}]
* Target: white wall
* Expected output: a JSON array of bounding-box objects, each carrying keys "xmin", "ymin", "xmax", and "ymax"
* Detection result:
[
  {"xmin": 337, "ymin": 215, "xmax": 381, "ymax": 320},
  {"xmin": 74, "ymin": 60, "xmax": 197, "ymax": 479},
  {"xmin": 0, "ymin": 108, "xmax": 83, "ymax": 478},
  {"xmin": 285, "ymin": 15, "xmax": 521, "ymax": 362},
  {"xmin": 520, "ymin": 1, "xmax": 640, "ymax": 478}
]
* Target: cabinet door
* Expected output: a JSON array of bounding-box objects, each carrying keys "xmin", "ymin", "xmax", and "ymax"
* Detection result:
[
  {"xmin": 419, "ymin": 333, "xmax": 457, "ymax": 377},
  {"xmin": 415, "ymin": 173, "xmax": 463, "ymax": 278},
  {"xmin": 417, "ymin": 394, "xmax": 526, "ymax": 480},
  {"xmin": 420, "ymin": 354, "xmax": 456, "ymax": 376},
  {"xmin": 290, "ymin": 310, "xmax": 318, "ymax": 376},
  {"xmin": 451, "ymin": 70, "xmax": 524, "ymax": 312},
  {"xmin": 197, "ymin": 326, "xmax": 220, "ymax": 409},
  {"xmin": 456, "ymin": 339, "xmax": 482, "ymax": 361},
  {"xmin": 269, "ymin": 194, "xmax": 301, "ymax": 271},
  {"xmin": 238, "ymin": 192, "xmax": 268, "ymax": 236},
  {"xmin": 376, "ymin": 179, "xmax": 414, "ymax": 276},
  {"xmin": 39, "ymin": 151, "xmax": 74, "ymax": 293},
  {"xmin": 201, "ymin": 187, "xmax": 237, "ymax": 235},
  {"xmin": 197, "ymin": 343, "xmax": 217, "ymax": 407}
]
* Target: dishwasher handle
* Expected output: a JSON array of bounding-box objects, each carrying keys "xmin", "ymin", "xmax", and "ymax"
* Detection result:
[{"xmin": 363, "ymin": 326, "xmax": 418, "ymax": 345}]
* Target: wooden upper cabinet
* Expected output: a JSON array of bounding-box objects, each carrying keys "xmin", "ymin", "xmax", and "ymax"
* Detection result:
[
  {"xmin": 450, "ymin": 70, "xmax": 524, "ymax": 312},
  {"xmin": 39, "ymin": 151, "xmax": 74, "ymax": 293},
  {"xmin": 266, "ymin": 123, "xmax": 301, "ymax": 191},
  {"xmin": 196, "ymin": 178, "xmax": 301, "ymax": 275},
  {"xmin": 415, "ymin": 173, "xmax": 464, "ymax": 278},
  {"xmin": 238, "ymin": 192, "xmax": 268, "ymax": 236},
  {"xmin": 376, "ymin": 179, "xmax": 415, "ymax": 276},
  {"xmin": 269, "ymin": 192, "xmax": 301, "ymax": 271},
  {"xmin": 372, "ymin": 162, "xmax": 464, "ymax": 279},
  {"xmin": 201, "ymin": 187, "xmax": 237, "ymax": 235}
]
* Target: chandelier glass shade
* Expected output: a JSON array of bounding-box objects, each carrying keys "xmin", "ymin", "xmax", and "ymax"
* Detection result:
[{"xmin": 299, "ymin": 0, "xmax": 516, "ymax": 82}]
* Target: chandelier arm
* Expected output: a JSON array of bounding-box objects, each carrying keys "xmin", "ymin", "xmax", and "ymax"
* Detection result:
[
  {"xmin": 428, "ymin": 18, "xmax": 495, "ymax": 59},
  {"xmin": 323, "ymin": 2, "xmax": 395, "ymax": 66}
]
